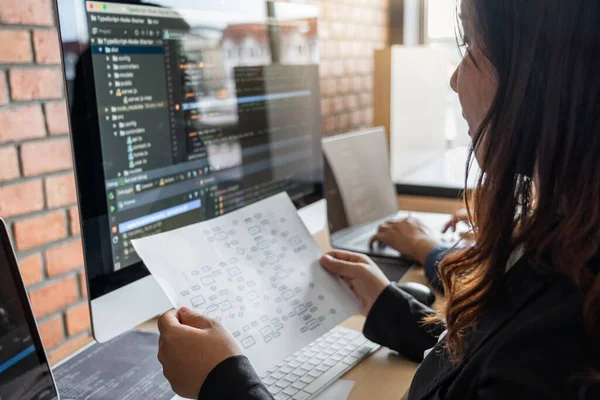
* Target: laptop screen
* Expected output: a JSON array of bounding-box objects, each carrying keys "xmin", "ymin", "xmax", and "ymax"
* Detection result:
[{"xmin": 0, "ymin": 224, "xmax": 58, "ymax": 400}]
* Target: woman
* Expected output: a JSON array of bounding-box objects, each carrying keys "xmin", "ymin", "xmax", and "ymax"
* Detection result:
[{"xmin": 156, "ymin": 0, "xmax": 600, "ymax": 398}]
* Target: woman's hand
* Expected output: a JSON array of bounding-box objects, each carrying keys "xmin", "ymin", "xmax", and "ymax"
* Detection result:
[
  {"xmin": 442, "ymin": 208, "xmax": 471, "ymax": 233},
  {"xmin": 321, "ymin": 250, "xmax": 390, "ymax": 316},
  {"xmin": 157, "ymin": 307, "xmax": 242, "ymax": 399},
  {"xmin": 369, "ymin": 217, "xmax": 440, "ymax": 264}
]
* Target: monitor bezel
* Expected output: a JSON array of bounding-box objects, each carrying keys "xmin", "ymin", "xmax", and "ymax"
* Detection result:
[
  {"xmin": 55, "ymin": 0, "xmax": 324, "ymax": 301},
  {"xmin": 0, "ymin": 219, "xmax": 60, "ymax": 399}
]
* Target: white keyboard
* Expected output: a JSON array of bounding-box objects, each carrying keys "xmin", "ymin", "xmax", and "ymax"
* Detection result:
[{"xmin": 259, "ymin": 326, "xmax": 380, "ymax": 399}]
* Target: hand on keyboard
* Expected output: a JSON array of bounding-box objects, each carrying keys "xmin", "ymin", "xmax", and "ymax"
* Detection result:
[{"xmin": 369, "ymin": 217, "xmax": 441, "ymax": 265}]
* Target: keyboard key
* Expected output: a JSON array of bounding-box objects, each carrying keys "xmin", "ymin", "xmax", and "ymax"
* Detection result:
[
  {"xmin": 268, "ymin": 385, "xmax": 282, "ymax": 395},
  {"xmin": 303, "ymin": 362, "xmax": 351, "ymax": 394},
  {"xmin": 301, "ymin": 362, "xmax": 313, "ymax": 370},
  {"xmin": 271, "ymin": 371, "xmax": 285, "ymax": 380},
  {"xmin": 283, "ymin": 387, "xmax": 299, "ymax": 396},
  {"xmin": 296, "ymin": 355, "xmax": 309, "ymax": 363},
  {"xmin": 342, "ymin": 355, "xmax": 359, "ymax": 365},
  {"xmin": 316, "ymin": 364, "xmax": 331, "ymax": 373},
  {"xmin": 275, "ymin": 378, "xmax": 290, "ymax": 389},
  {"xmin": 274, "ymin": 393, "xmax": 290, "ymax": 400},
  {"xmin": 284, "ymin": 373, "xmax": 297, "ymax": 382},
  {"xmin": 324, "ymin": 358, "xmax": 337, "ymax": 367},
  {"xmin": 292, "ymin": 367, "xmax": 306, "ymax": 376},
  {"xmin": 308, "ymin": 369, "xmax": 323, "ymax": 378},
  {"xmin": 280, "ymin": 366, "xmax": 293, "ymax": 374},
  {"xmin": 292, "ymin": 391, "xmax": 311, "ymax": 400},
  {"xmin": 291, "ymin": 381, "xmax": 307, "ymax": 390},
  {"xmin": 263, "ymin": 376, "xmax": 277, "ymax": 386},
  {"xmin": 288, "ymin": 360, "xmax": 301, "ymax": 368},
  {"xmin": 300, "ymin": 375, "xmax": 315, "ymax": 384}
]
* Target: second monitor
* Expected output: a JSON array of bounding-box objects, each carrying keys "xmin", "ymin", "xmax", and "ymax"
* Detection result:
[{"xmin": 56, "ymin": 0, "xmax": 324, "ymax": 341}]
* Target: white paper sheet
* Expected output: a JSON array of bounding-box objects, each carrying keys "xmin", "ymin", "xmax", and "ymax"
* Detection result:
[
  {"xmin": 322, "ymin": 128, "xmax": 399, "ymax": 227},
  {"xmin": 314, "ymin": 380, "xmax": 355, "ymax": 400},
  {"xmin": 132, "ymin": 193, "xmax": 359, "ymax": 375}
]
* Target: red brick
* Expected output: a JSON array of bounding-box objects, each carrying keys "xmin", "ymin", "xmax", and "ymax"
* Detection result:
[
  {"xmin": 0, "ymin": 146, "xmax": 20, "ymax": 182},
  {"xmin": 323, "ymin": 117, "xmax": 335, "ymax": 135},
  {"xmin": 38, "ymin": 315, "xmax": 64, "ymax": 350},
  {"xmin": 29, "ymin": 275, "xmax": 79, "ymax": 318},
  {"xmin": 45, "ymin": 239, "xmax": 84, "ymax": 277},
  {"xmin": 351, "ymin": 76, "xmax": 362, "ymax": 92},
  {"xmin": 321, "ymin": 99, "xmax": 333, "ymax": 118},
  {"xmin": 337, "ymin": 78, "xmax": 350, "ymax": 94},
  {"xmin": 0, "ymin": 180, "xmax": 44, "ymax": 218},
  {"xmin": 9, "ymin": 68, "xmax": 63, "ymax": 101},
  {"xmin": 360, "ymin": 92, "xmax": 371, "ymax": 107},
  {"xmin": 44, "ymin": 101, "xmax": 69, "ymax": 134},
  {"xmin": 336, "ymin": 114, "xmax": 350, "ymax": 131},
  {"xmin": 0, "ymin": 72, "xmax": 7, "ymax": 105},
  {"xmin": 33, "ymin": 30, "xmax": 61, "ymax": 64},
  {"xmin": 320, "ymin": 79, "xmax": 337, "ymax": 97},
  {"xmin": 48, "ymin": 334, "xmax": 92, "ymax": 366},
  {"xmin": 21, "ymin": 138, "xmax": 73, "ymax": 176},
  {"xmin": 361, "ymin": 108, "xmax": 373, "ymax": 126},
  {"xmin": 319, "ymin": 60, "xmax": 332, "ymax": 78},
  {"xmin": 79, "ymin": 270, "xmax": 88, "ymax": 298},
  {"xmin": 0, "ymin": 0, "xmax": 54, "ymax": 26},
  {"xmin": 0, "ymin": 105, "xmax": 46, "ymax": 143},
  {"xmin": 362, "ymin": 76, "xmax": 373, "ymax": 91},
  {"xmin": 331, "ymin": 60, "xmax": 344, "ymax": 77},
  {"xmin": 69, "ymin": 206, "xmax": 80, "ymax": 235},
  {"xmin": 345, "ymin": 94, "xmax": 359, "ymax": 110},
  {"xmin": 65, "ymin": 302, "xmax": 91, "ymax": 336},
  {"xmin": 350, "ymin": 111, "xmax": 362, "ymax": 128},
  {"xmin": 19, "ymin": 253, "xmax": 43, "ymax": 286},
  {"xmin": 13, "ymin": 211, "xmax": 67, "ymax": 251},
  {"xmin": 45, "ymin": 173, "xmax": 77, "ymax": 208},
  {"xmin": 0, "ymin": 30, "xmax": 31, "ymax": 63},
  {"xmin": 333, "ymin": 96, "xmax": 345, "ymax": 113}
]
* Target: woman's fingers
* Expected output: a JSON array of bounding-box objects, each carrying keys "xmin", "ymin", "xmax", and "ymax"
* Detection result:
[{"xmin": 320, "ymin": 254, "xmax": 364, "ymax": 278}]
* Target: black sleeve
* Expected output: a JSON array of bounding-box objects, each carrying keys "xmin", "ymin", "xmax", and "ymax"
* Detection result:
[
  {"xmin": 198, "ymin": 356, "xmax": 273, "ymax": 400},
  {"xmin": 363, "ymin": 284, "xmax": 446, "ymax": 362}
]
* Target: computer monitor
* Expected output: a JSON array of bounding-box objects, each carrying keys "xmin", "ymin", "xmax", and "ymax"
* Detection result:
[
  {"xmin": 0, "ymin": 220, "xmax": 59, "ymax": 400},
  {"xmin": 56, "ymin": 0, "xmax": 324, "ymax": 342}
]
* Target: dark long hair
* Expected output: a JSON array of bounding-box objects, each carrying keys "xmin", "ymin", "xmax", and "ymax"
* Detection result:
[{"xmin": 434, "ymin": 0, "xmax": 600, "ymax": 366}]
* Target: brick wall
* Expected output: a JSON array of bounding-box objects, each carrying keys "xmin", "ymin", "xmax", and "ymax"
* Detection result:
[{"xmin": 0, "ymin": 0, "xmax": 389, "ymax": 363}]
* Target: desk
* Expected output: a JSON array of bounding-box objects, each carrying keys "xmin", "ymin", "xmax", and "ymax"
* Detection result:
[{"xmin": 139, "ymin": 226, "xmax": 429, "ymax": 400}]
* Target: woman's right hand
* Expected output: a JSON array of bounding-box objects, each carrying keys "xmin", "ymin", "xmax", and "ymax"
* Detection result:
[{"xmin": 320, "ymin": 250, "xmax": 390, "ymax": 316}]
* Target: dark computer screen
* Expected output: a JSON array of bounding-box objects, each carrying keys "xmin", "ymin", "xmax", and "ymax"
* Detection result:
[
  {"xmin": 0, "ymin": 228, "xmax": 57, "ymax": 400},
  {"xmin": 57, "ymin": 0, "xmax": 323, "ymax": 298}
]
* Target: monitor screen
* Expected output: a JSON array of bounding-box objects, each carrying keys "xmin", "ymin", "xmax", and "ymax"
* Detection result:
[
  {"xmin": 0, "ymin": 226, "xmax": 58, "ymax": 400},
  {"xmin": 57, "ymin": 0, "xmax": 323, "ymax": 299}
]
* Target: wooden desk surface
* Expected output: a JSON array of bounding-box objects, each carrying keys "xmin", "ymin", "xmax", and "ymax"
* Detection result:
[{"xmin": 140, "ymin": 226, "xmax": 429, "ymax": 400}]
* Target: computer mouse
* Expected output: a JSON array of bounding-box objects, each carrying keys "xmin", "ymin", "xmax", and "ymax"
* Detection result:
[{"xmin": 395, "ymin": 282, "xmax": 436, "ymax": 307}]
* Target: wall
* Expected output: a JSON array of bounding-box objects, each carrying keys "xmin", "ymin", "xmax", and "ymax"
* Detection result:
[{"xmin": 0, "ymin": 0, "xmax": 389, "ymax": 362}]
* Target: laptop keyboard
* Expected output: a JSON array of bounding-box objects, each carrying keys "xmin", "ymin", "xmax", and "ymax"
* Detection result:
[{"xmin": 259, "ymin": 326, "xmax": 380, "ymax": 399}]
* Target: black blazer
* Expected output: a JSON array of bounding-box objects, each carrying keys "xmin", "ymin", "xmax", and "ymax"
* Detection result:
[{"xmin": 198, "ymin": 256, "xmax": 599, "ymax": 399}]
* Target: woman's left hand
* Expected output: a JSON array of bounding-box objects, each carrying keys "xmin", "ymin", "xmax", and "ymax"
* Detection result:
[
  {"xmin": 369, "ymin": 216, "xmax": 440, "ymax": 264},
  {"xmin": 157, "ymin": 307, "xmax": 242, "ymax": 399}
]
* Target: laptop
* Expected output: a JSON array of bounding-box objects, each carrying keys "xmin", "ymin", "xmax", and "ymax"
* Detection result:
[
  {"xmin": 0, "ymin": 219, "xmax": 76, "ymax": 400},
  {"xmin": 323, "ymin": 127, "xmax": 459, "ymax": 260}
]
